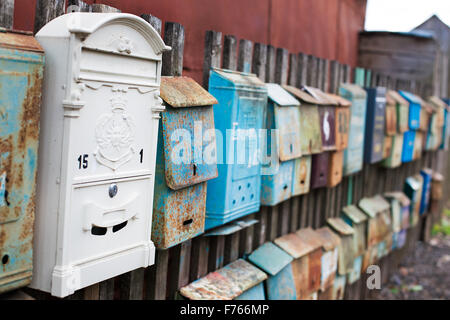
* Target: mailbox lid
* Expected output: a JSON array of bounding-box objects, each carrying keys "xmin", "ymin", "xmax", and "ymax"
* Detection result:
[
  {"xmin": 342, "ymin": 205, "xmax": 367, "ymax": 224},
  {"xmin": 387, "ymin": 90, "xmax": 409, "ymax": 133},
  {"xmin": 180, "ymin": 259, "xmax": 267, "ymax": 300},
  {"xmin": 295, "ymin": 228, "xmax": 324, "ymax": 252},
  {"xmin": 212, "ymin": 68, "xmax": 266, "ymax": 89},
  {"xmin": 315, "ymin": 227, "xmax": 341, "ymax": 251},
  {"xmin": 267, "ymin": 83, "xmax": 300, "ymax": 107},
  {"xmin": 327, "ymin": 217, "xmax": 355, "ymax": 236},
  {"xmin": 160, "ymin": 76, "xmax": 218, "ymax": 189},
  {"xmin": 0, "ymin": 30, "xmax": 43, "ymax": 52},
  {"xmin": 274, "ymin": 233, "xmax": 314, "ymax": 259},
  {"xmin": 384, "ymin": 191, "xmax": 411, "ymax": 207},
  {"xmin": 248, "ymin": 242, "xmax": 293, "ymax": 276},
  {"xmin": 358, "ymin": 195, "xmax": 390, "ymax": 218},
  {"xmin": 399, "ymin": 90, "xmax": 422, "ymax": 130}
]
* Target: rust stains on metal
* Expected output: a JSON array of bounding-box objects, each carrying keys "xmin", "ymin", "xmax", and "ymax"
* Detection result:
[
  {"xmin": 282, "ymin": 85, "xmax": 320, "ymax": 105},
  {"xmin": 315, "ymin": 227, "xmax": 341, "ymax": 251},
  {"xmin": 160, "ymin": 76, "xmax": 218, "ymax": 108},
  {"xmin": 0, "ymin": 31, "xmax": 43, "ymax": 53},
  {"xmin": 295, "ymin": 228, "xmax": 323, "ymax": 251}
]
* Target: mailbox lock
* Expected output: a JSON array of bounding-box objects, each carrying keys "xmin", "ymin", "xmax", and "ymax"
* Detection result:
[{"xmin": 109, "ymin": 183, "xmax": 118, "ymax": 198}]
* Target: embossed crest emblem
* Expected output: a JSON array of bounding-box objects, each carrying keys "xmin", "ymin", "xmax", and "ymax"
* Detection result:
[{"xmin": 94, "ymin": 93, "xmax": 135, "ymax": 170}]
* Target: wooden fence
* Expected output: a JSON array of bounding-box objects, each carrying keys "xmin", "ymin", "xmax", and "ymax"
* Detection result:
[{"xmin": 7, "ymin": 1, "xmax": 449, "ymax": 300}]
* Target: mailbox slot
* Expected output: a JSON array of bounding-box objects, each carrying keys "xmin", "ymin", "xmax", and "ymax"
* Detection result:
[{"xmin": 292, "ymin": 156, "xmax": 312, "ymax": 196}]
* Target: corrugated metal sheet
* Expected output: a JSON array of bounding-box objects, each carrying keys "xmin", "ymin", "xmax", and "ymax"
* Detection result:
[{"xmin": 160, "ymin": 76, "xmax": 218, "ymax": 107}]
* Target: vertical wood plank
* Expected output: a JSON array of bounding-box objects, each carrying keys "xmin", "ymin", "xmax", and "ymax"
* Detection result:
[
  {"xmin": 275, "ymin": 48, "xmax": 289, "ymax": 85},
  {"xmin": 239, "ymin": 213, "xmax": 255, "ymax": 256},
  {"xmin": 329, "ymin": 60, "xmax": 340, "ymax": 94},
  {"xmin": 162, "ymin": 22, "xmax": 185, "ymax": 77},
  {"xmin": 288, "ymin": 53, "xmax": 298, "ymax": 86},
  {"xmin": 238, "ymin": 39, "xmax": 253, "ymax": 73},
  {"xmin": 253, "ymin": 206, "xmax": 268, "ymax": 249},
  {"xmin": 208, "ymin": 236, "xmax": 225, "ymax": 272},
  {"xmin": 167, "ymin": 241, "xmax": 192, "ymax": 299},
  {"xmin": 0, "ymin": 0, "xmax": 14, "ymax": 28},
  {"xmin": 145, "ymin": 250, "xmax": 169, "ymax": 300},
  {"xmin": 307, "ymin": 55, "xmax": 318, "ymax": 87},
  {"xmin": 224, "ymin": 233, "xmax": 240, "ymax": 264},
  {"xmin": 252, "ymin": 43, "xmax": 267, "ymax": 81},
  {"xmin": 290, "ymin": 196, "xmax": 300, "ymax": 232},
  {"xmin": 189, "ymin": 236, "xmax": 209, "ymax": 282},
  {"xmin": 91, "ymin": 3, "xmax": 121, "ymax": 12},
  {"xmin": 140, "ymin": 14, "xmax": 162, "ymax": 33},
  {"xmin": 119, "ymin": 269, "xmax": 145, "ymax": 300},
  {"xmin": 34, "ymin": 0, "xmax": 66, "ymax": 33},
  {"xmin": 222, "ymin": 35, "xmax": 238, "ymax": 70},
  {"xmin": 203, "ymin": 30, "xmax": 222, "ymax": 88},
  {"xmin": 265, "ymin": 45, "xmax": 276, "ymax": 83},
  {"xmin": 297, "ymin": 53, "xmax": 308, "ymax": 87}
]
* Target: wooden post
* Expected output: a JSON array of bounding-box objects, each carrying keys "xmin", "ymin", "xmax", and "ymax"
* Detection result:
[
  {"xmin": 297, "ymin": 53, "xmax": 308, "ymax": 87},
  {"xmin": 288, "ymin": 53, "xmax": 298, "ymax": 87},
  {"xmin": 189, "ymin": 236, "xmax": 209, "ymax": 282},
  {"xmin": 120, "ymin": 269, "xmax": 145, "ymax": 300},
  {"xmin": 162, "ymin": 22, "xmax": 185, "ymax": 77},
  {"xmin": 167, "ymin": 241, "xmax": 192, "ymax": 299},
  {"xmin": 222, "ymin": 35, "xmax": 238, "ymax": 71},
  {"xmin": 275, "ymin": 48, "xmax": 289, "ymax": 85},
  {"xmin": 141, "ymin": 14, "xmax": 162, "ymax": 33},
  {"xmin": 329, "ymin": 61, "xmax": 340, "ymax": 94},
  {"xmin": 307, "ymin": 55, "xmax": 318, "ymax": 87},
  {"xmin": 238, "ymin": 39, "xmax": 253, "ymax": 73},
  {"xmin": 203, "ymin": 31, "xmax": 222, "ymax": 89},
  {"xmin": 0, "ymin": 0, "xmax": 14, "ymax": 28},
  {"xmin": 34, "ymin": 0, "xmax": 66, "ymax": 34},
  {"xmin": 252, "ymin": 43, "xmax": 267, "ymax": 82},
  {"xmin": 90, "ymin": 3, "xmax": 121, "ymax": 12},
  {"xmin": 265, "ymin": 45, "xmax": 276, "ymax": 83},
  {"xmin": 67, "ymin": 0, "xmax": 91, "ymax": 12}
]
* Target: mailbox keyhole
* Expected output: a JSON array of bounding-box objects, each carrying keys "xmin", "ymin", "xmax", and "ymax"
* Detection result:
[
  {"xmin": 283, "ymin": 185, "xmax": 288, "ymax": 190},
  {"xmin": 290, "ymin": 144, "xmax": 293, "ymax": 153},
  {"xmin": 4, "ymin": 190, "xmax": 10, "ymax": 206},
  {"xmin": 2, "ymin": 254, "xmax": 9, "ymax": 265},
  {"xmin": 193, "ymin": 164, "xmax": 197, "ymax": 176},
  {"xmin": 183, "ymin": 219, "xmax": 193, "ymax": 226},
  {"xmin": 109, "ymin": 184, "xmax": 118, "ymax": 198},
  {"xmin": 300, "ymin": 180, "xmax": 305, "ymax": 185}
]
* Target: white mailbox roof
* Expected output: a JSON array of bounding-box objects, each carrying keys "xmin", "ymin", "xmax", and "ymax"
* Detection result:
[
  {"xmin": 35, "ymin": 12, "xmax": 169, "ymax": 54},
  {"xmin": 266, "ymin": 83, "xmax": 300, "ymax": 107}
]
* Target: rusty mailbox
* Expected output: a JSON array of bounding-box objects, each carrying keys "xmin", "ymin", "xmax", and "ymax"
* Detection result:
[
  {"xmin": 274, "ymin": 232, "xmax": 318, "ymax": 300},
  {"xmin": 206, "ymin": 69, "xmax": 267, "ymax": 230},
  {"xmin": 152, "ymin": 77, "xmax": 218, "ymax": 249},
  {"xmin": 358, "ymin": 195, "xmax": 391, "ymax": 248},
  {"xmin": 248, "ymin": 242, "xmax": 297, "ymax": 300},
  {"xmin": 426, "ymin": 96, "xmax": 446, "ymax": 150},
  {"xmin": 419, "ymin": 168, "xmax": 432, "ymax": 215},
  {"xmin": 315, "ymin": 227, "xmax": 340, "ymax": 292},
  {"xmin": 339, "ymin": 84, "xmax": 367, "ymax": 175},
  {"xmin": 413, "ymin": 131, "xmax": 424, "ymax": 160},
  {"xmin": 180, "ymin": 259, "xmax": 267, "ymax": 300},
  {"xmin": 32, "ymin": 13, "xmax": 170, "ymax": 297},
  {"xmin": 404, "ymin": 175, "xmax": 423, "ymax": 227},
  {"xmin": 291, "ymin": 156, "xmax": 312, "ymax": 196},
  {"xmin": 382, "ymin": 91, "xmax": 406, "ymax": 168},
  {"xmin": 431, "ymin": 172, "xmax": 444, "ymax": 201},
  {"xmin": 261, "ymin": 83, "xmax": 301, "ymax": 206},
  {"xmin": 0, "ymin": 30, "xmax": 44, "ymax": 294},
  {"xmin": 364, "ymin": 87, "xmax": 386, "ymax": 164},
  {"xmin": 387, "ymin": 90, "xmax": 409, "ymax": 133},
  {"xmin": 440, "ymin": 99, "xmax": 450, "ymax": 150},
  {"xmin": 381, "ymin": 134, "xmax": 403, "ymax": 168},
  {"xmin": 384, "ymin": 192, "xmax": 403, "ymax": 249},
  {"xmin": 327, "ymin": 217, "xmax": 355, "ymax": 276}
]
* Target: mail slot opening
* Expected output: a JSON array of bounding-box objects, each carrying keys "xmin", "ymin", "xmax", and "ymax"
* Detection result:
[
  {"xmin": 300, "ymin": 180, "xmax": 305, "ymax": 185},
  {"xmin": 290, "ymin": 144, "xmax": 293, "ymax": 153},
  {"xmin": 283, "ymin": 185, "xmax": 288, "ymax": 190},
  {"xmin": 4, "ymin": 190, "xmax": 10, "ymax": 206},
  {"xmin": 91, "ymin": 226, "xmax": 107, "ymax": 236},
  {"xmin": 183, "ymin": 219, "xmax": 193, "ymax": 226},
  {"xmin": 193, "ymin": 164, "xmax": 197, "ymax": 176},
  {"xmin": 112, "ymin": 221, "xmax": 128, "ymax": 233},
  {"xmin": 319, "ymin": 173, "xmax": 324, "ymax": 177},
  {"xmin": 232, "ymin": 200, "xmax": 236, "ymax": 205},
  {"xmin": 250, "ymin": 194, "xmax": 254, "ymax": 199},
  {"xmin": 1, "ymin": 254, "xmax": 9, "ymax": 265},
  {"xmin": 242, "ymin": 196, "xmax": 245, "ymax": 202}
]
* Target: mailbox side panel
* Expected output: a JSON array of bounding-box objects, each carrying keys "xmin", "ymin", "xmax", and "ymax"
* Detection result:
[
  {"xmin": 419, "ymin": 170, "xmax": 432, "ymax": 215},
  {"xmin": 401, "ymin": 130, "xmax": 416, "ymax": 163},
  {"xmin": 261, "ymin": 160, "xmax": 294, "ymax": 206},
  {"xmin": 234, "ymin": 282, "xmax": 265, "ymax": 300},
  {"xmin": 311, "ymin": 152, "xmax": 330, "ymax": 189},
  {"xmin": 364, "ymin": 88, "xmax": 386, "ymax": 164},
  {"xmin": 318, "ymin": 106, "xmax": 336, "ymax": 151},
  {"xmin": 0, "ymin": 46, "xmax": 44, "ymax": 294},
  {"xmin": 299, "ymin": 106, "xmax": 322, "ymax": 155},
  {"xmin": 266, "ymin": 264, "xmax": 297, "ymax": 300},
  {"xmin": 292, "ymin": 156, "xmax": 311, "ymax": 196},
  {"xmin": 327, "ymin": 150, "xmax": 343, "ymax": 187},
  {"xmin": 335, "ymin": 108, "xmax": 350, "ymax": 150}
]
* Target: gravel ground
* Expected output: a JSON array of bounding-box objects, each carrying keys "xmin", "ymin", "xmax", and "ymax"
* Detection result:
[{"xmin": 377, "ymin": 233, "xmax": 450, "ymax": 300}]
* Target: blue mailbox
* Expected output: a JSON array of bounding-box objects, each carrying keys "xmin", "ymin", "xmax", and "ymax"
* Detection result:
[
  {"xmin": 339, "ymin": 84, "xmax": 367, "ymax": 175},
  {"xmin": 364, "ymin": 87, "xmax": 386, "ymax": 164},
  {"xmin": 0, "ymin": 30, "xmax": 44, "ymax": 294},
  {"xmin": 153, "ymin": 77, "xmax": 218, "ymax": 249},
  {"xmin": 206, "ymin": 69, "xmax": 267, "ymax": 230},
  {"xmin": 261, "ymin": 84, "xmax": 301, "ymax": 206},
  {"xmin": 401, "ymin": 130, "xmax": 416, "ymax": 163},
  {"xmin": 419, "ymin": 168, "xmax": 432, "ymax": 215},
  {"xmin": 248, "ymin": 242, "xmax": 297, "ymax": 300},
  {"xmin": 399, "ymin": 91, "xmax": 422, "ymax": 130},
  {"xmin": 440, "ymin": 98, "xmax": 450, "ymax": 150}
]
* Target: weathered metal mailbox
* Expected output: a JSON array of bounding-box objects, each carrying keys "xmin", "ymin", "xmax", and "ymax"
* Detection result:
[
  {"xmin": 426, "ymin": 97, "xmax": 446, "ymax": 150},
  {"xmin": 180, "ymin": 259, "xmax": 267, "ymax": 300},
  {"xmin": 248, "ymin": 242, "xmax": 296, "ymax": 300},
  {"xmin": 358, "ymin": 195, "xmax": 391, "ymax": 248},
  {"xmin": 326, "ymin": 217, "xmax": 355, "ymax": 275},
  {"xmin": 31, "ymin": 13, "xmax": 169, "ymax": 297},
  {"xmin": 291, "ymin": 156, "xmax": 312, "ymax": 196},
  {"xmin": 152, "ymin": 77, "xmax": 218, "ymax": 249},
  {"xmin": 385, "ymin": 91, "xmax": 398, "ymax": 136},
  {"xmin": 431, "ymin": 172, "xmax": 444, "ymax": 200},
  {"xmin": 384, "ymin": 192, "xmax": 403, "ymax": 235},
  {"xmin": 404, "ymin": 175, "xmax": 423, "ymax": 227},
  {"xmin": 0, "ymin": 30, "xmax": 44, "ymax": 294},
  {"xmin": 326, "ymin": 93, "xmax": 351, "ymax": 151},
  {"xmin": 440, "ymin": 99, "xmax": 450, "ymax": 150},
  {"xmin": 261, "ymin": 83, "xmax": 301, "ymax": 206},
  {"xmin": 381, "ymin": 134, "xmax": 403, "ymax": 168},
  {"xmin": 387, "ymin": 90, "xmax": 409, "ymax": 133},
  {"xmin": 413, "ymin": 131, "xmax": 424, "ymax": 160},
  {"xmin": 206, "ymin": 69, "xmax": 267, "ymax": 230},
  {"xmin": 364, "ymin": 87, "xmax": 386, "ymax": 163},
  {"xmin": 339, "ymin": 84, "xmax": 367, "ymax": 175},
  {"xmin": 399, "ymin": 91, "xmax": 422, "ymax": 130},
  {"xmin": 274, "ymin": 232, "xmax": 316, "ymax": 300},
  {"xmin": 419, "ymin": 168, "xmax": 432, "ymax": 215},
  {"xmin": 327, "ymin": 150, "xmax": 344, "ymax": 188},
  {"xmin": 315, "ymin": 227, "xmax": 340, "ymax": 292}
]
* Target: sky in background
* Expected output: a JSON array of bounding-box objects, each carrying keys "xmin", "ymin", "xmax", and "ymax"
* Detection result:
[{"xmin": 365, "ymin": 0, "xmax": 450, "ymax": 31}]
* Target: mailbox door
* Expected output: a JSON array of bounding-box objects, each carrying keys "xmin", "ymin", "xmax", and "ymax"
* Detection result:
[
  {"xmin": 409, "ymin": 103, "xmax": 421, "ymax": 130},
  {"xmin": 401, "ymin": 130, "xmax": 416, "ymax": 162},
  {"xmin": 275, "ymin": 105, "xmax": 302, "ymax": 161},
  {"xmin": 367, "ymin": 218, "xmax": 378, "ymax": 247},
  {"xmin": 343, "ymin": 96, "xmax": 366, "ymax": 175},
  {"xmin": 292, "ymin": 257, "xmax": 309, "ymax": 300},
  {"xmin": 327, "ymin": 151, "xmax": 343, "ymax": 187},
  {"xmin": 385, "ymin": 104, "xmax": 397, "ymax": 136},
  {"xmin": 308, "ymin": 249, "xmax": 322, "ymax": 293},
  {"xmin": 299, "ymin": 106, "xmax": 322, "ymax": 155},
  {"xmin": 364, "ymin": 89, "xmax": 386, "ymax": 164},
  {"xmin": 382, "ymin": 134, "xmax": 403, "ymax": 168},
  {"xmin": 332, "ymin": 274, "xmax": 346, "ymax": 300},
  {"xmin": 419, "ymin": 170, "xmax": 432, "ymax": 215},
  {"xmin": 318, "ymin": 106, "xmax": 336, "ymax": 151},
  {"xmin": 0, "ymin": 38, "xmax": 44, "ymax": 293},
  {"xmin": 261, "ymin": 160, "xmax": 294, "ymax": 206},
  {"xmin": 335, "ymin": 108, "xmax": 350, "ymax": 150},
  {"xmin": 354, "ymin": 223, "xmax": 367, "ymax": 256},
  {"xmin": 397, "ymin": 104, "xmax": 409, "ymax": 133},
  {"xmin": 320, "ymin": 248, "xmax": 338, "ymax": 291},
  {"xmin": 161, "ymin": 106, "xmax": 217, "ymax": 190},
  {"xmin": 413, "ymin": 132, "xmax": 423, "ymax": 160},
  {"xmin": 382, "ymin": 135, "xmax": 393, "ymax": 160},
  {"xmin": 347, "ymin": 255, "xmax": 363, "ymax": 284},
  {"xmin": 266, "ymin": 265, "xmax": 297, "ymax": 300},
  {"xmin": 292, "ymin": 156, "xmax": 311, "ymax": 196},
  {"xmin": 311, "ymin": 152, "xmax": 329, "ymax": 189},
  {"xmin": 338, "ymin": 236, "xmax": 355, "ymax": 275}
]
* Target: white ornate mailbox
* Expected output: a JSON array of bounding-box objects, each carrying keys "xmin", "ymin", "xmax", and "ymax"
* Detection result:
[{"xmin": 31, "ymin": 13, "xmax": 169, "ymax": 297}]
